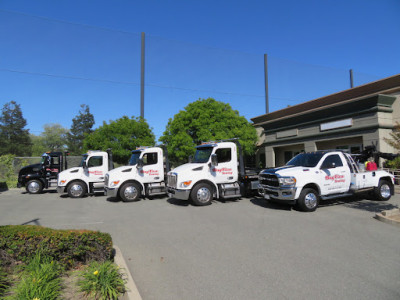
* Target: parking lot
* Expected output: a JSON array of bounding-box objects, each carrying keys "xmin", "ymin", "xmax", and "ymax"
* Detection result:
[{"xmin": 1, "ymin": 188, "xmax": 399, "ymax": 300}]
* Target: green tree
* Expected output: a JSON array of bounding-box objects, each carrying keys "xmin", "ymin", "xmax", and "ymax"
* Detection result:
[
  {"xmin": 30, "ymin": 134, "xmax": 47, "ymax": 156},
  {"xmin": 160, "ymin": 98, "xmax": 258, "ymax": 165},
  {"xmin": 41, "ymin": 123, "xmax": 69, "ymax": 151},
  {"xmin": 0, "ymin": 101, "xmax": 32, "ymax": 156},
  {"xmin": 83, "ymin": 116, "xmax": 155, "ymax": 164},
  {"xmin": 67, "ymin": 104, "xmax": 95, "ymax": 155}
]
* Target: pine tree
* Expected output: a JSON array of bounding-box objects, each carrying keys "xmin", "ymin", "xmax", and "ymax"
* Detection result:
[
  {"xmin": 67, "ymin": 104, "xmax": 95, "ymax": 155},
  {"xmin": 0, "ymin": 101, "xmax": 32, "ymax": 156}
]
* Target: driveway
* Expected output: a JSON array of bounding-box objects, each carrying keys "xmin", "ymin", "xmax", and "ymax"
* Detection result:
[{"xmin": 1, "ymin": 188, "xmax": 399, "ymax": 300}]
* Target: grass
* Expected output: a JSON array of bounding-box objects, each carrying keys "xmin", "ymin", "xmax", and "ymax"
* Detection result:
[{"xmin": 78, "ymin": 260, "xmax": 127, "ymax": 299}]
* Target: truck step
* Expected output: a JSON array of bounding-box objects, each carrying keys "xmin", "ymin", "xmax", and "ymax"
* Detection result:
[
  {"xmin": 219, "ymin": 182, "xmax": 241, "ymax": 199},
  {"xmin": 320, "ymin": 192, "xmax": 353, "ymax": 200},
  {"xmin": 146, "ymin": 182, "xmax": 166, "ymax": 196}
]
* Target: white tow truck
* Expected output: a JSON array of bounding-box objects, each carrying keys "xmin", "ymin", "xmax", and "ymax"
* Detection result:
[
  {"xmin": 258, "ymin": 150, "xmax": 395, "ymax": 212},
  {"xmin": 104, "ymin": 146, "xmax": 170, "ymax": 202},
  {"xmin": 167, "ymin": 140, "xmax": 260, "ymax": 206},
  {"xmin": 57, "ymin": 149, "xmax": 114, "ymax": 198}
]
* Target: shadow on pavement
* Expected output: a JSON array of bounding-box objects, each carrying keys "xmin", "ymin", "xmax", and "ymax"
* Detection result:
[
  {"xmin": 21, "ymin": 218, "xmax": 41, "ymax": 226},
  {"xmin": 250, "ymin": 197, "xmax": 292, "ymax": 211}
]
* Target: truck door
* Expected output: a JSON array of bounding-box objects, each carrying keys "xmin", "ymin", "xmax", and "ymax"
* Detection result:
[
  {"xmin": 86, "ymin": 155, "xmax": 106, "ymax": 183},
  {"xmin": 212, "ymin": 147, "xmax": 237, "ymax": 184},
  {"xmin": 319, "ymin": 154, "xmax": 351, "ymax": 194},
  {"xmin": 139, "ymin": 151, "xmax": 162, "ymax": 183}
]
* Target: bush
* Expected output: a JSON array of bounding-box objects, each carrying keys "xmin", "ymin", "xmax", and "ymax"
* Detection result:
[
  {"xmin": 0, "ymin": 155, "xmax": 17, "ymax": 189},
  {"xmin": 0, "ymin": 265, "xmax": 10, "ymax": 297},
  {"xmin": 385, "ymin": 156, "xmax": 400, "ymax": 169},
  {"xmin": 0, "ymin": 226, "xmax": 113, "ymax": 269}
]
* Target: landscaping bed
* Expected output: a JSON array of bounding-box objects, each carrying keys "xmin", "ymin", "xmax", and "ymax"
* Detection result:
[{"xmin": 0, "ymin": 225, "xmax": 127, "ymax": 299}]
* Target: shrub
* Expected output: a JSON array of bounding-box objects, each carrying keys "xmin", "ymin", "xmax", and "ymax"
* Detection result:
[
  {"xmin": 8, "ymin": 252, "xmax": 62, "ymax": 300},
  {"xmin": 0, "ymin": 226, "xmax": 113, "ymax": 269},
  {"xmin": 78, "ymin": 260, "xmax": 126, "ymax": 299},
  {"xmin": 0, "ymin": 154, "xmax": 17, "ymax": 189},
  {"xmin": 385, "ymin": 156, "xmax": 400, "ymax": 169}
]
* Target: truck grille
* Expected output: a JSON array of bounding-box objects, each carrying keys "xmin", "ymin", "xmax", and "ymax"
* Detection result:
[
  {"xmin": 167, "ymin": 173, "xmax": 177, "ymax": 188},
  {"xmin": 259, "ymin": 173, "xmax": 279, "ymax": 187}
]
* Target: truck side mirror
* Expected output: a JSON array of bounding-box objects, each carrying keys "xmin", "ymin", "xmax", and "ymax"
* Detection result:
[
  {"xmin": 211, "ymin": 154, "xmax": 218, "ymax": 166},
  {"xmin": 137, "ymin": 158, "xmax": 144, "ymax": 169},
  {"xmin": 82, "ymin": 161, "xmax": 87, "ymax": 169}
]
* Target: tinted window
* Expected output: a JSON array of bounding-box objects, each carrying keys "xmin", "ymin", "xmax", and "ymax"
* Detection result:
[
  {"xmin": 142, "ymin": 152, "xmax": 158, "ymax": 165},
  {"xmin": 216, "ymin": 148, "xmax": 232, "ymax": 163},
  {"xmin": 286, "ymin": 153, "xmax": 325, "ymax": 167},
  {"xmin": 88, "ymin": 156, "xmax": 103, "ymax": 167},
  {"xmin": 321, "ymin": 155, "xmax": 343, "ymax": 169},
  {"xmin": 194, "ymin": 147, "xmax": 213, "ymax": 163}
]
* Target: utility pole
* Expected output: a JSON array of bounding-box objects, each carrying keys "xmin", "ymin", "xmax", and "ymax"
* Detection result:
[
  {"xmin": 264, "ymin": 54, "xmax": 269, "ymax": 114},
  {"xmin": 140, "ymin": 32, "xmax": 145, "ymax": 119},
  {"xmin": 349, "ymin": 69, "xmax": 354, "ymax": 88}
]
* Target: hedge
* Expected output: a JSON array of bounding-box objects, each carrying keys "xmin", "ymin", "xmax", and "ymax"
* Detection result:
[{"xmin": 0, "ymin": 225, "xmax": 113, "ymax": 270}]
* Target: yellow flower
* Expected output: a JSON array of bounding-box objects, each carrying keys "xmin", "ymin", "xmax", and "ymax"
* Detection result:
[
  {"xmin": 33, "ymin": 298, "xmax": 40, "ymax": 300},
  {"xmin": 93, "ymin": 270, "xmax": 99, "ymax": 275}
]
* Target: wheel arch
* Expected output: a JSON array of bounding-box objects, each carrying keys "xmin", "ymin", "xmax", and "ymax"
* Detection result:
[
  {"xmin": 119, "ymin": 179, "xmax": 144, "ymax": 195},
  {"xmin": 379, "ymin": 176, "xmax": 395, "ymax": 194},
  {"xmin": 67, "ymin": 179, "xmax": 89, "ymax": 192},
  {"xmin": 192, "ymin": 180, "xmax": 219, "ymax": 198},
  {"xmin": 300, "ymin": 183, "xmax": 321, "ymax": 197}
]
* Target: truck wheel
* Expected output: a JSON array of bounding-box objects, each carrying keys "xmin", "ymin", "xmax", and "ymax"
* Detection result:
[
  {"xmin": 67, "ymin": 182, "xmax": 87, "ymax": 198},
  {"xmin": 26, "ymin": 180, "xmax": 43, "ymax": 194},
  {"xmin": 190, "ymin": 183, "xmax": 213, "ymax": 206},
  {"xmin": 297, "ymin": 188, "xmax": 319, "ymax": 212},
  {"xmin": 374, "ymin": 180, "xmax": 391, "ymax": 201},
  {"xmin": 119, "ymin": 182, "xmax": 141, "ymax": 202}
]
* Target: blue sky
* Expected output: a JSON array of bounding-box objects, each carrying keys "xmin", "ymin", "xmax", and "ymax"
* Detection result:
[{"xmin": 0, "ymin": 0, "xmax": 399, "ymax": 141}]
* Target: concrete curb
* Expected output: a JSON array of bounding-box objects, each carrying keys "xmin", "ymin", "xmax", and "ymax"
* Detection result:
[
  {"xmin": 375, "ymin": 208, "xmax": 400, "ymax": 227},
  {"xmin": 114, "ymin": 245, "xmax": 142, "ymax": 300}
]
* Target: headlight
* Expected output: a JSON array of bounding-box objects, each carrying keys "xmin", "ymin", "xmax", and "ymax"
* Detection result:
[
  {"xmin": 180, "ymin": 180, "xmax": 192, "ymax": 188},
  {"xmin": 109, "ymin": 180, "xmax": 120, "ymax": 188},
  {"xmin": 59, "ymin": 180, "xmax": 67, "ymax": 185},
  {"xmin": 279, "ymin": 177, "xmax": 296, "ymax": 187}
]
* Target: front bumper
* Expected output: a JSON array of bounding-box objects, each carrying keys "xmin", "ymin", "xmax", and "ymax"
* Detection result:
[
  {"xmin": 260, "ymin": 185, "xmax": 297, "ymax": 204},
  {"xmin": 167, "ymin": 187, "xmax": 190, "ymax": 200},
  {"xmin": 105, "ymin": 187, "xmax": 118, "ymax": 198}
]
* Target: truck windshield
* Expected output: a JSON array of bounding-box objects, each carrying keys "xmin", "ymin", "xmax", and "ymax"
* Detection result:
[
  {"xmin": 193, "ymin": 147, "xmax": 214, "ymax": 163},
  {"xmin": 286, "ymin": 152, "xmax": 325, "ymax": 167},
  {"xmin": 79, "ymin": 154, "xmax": 89, "ymax": 167},
  {"xmin": 129, "ymin": 151, "xmax": 141, "ymax": 165}
]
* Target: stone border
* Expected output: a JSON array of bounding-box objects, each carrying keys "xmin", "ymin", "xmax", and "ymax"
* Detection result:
[{"xmin": 114, "ymin": 245, "xmax": 142, "ymax": 300}]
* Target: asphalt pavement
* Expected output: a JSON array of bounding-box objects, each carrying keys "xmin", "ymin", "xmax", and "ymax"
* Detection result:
[{"xmin": 1, "ymin": 188, "xmax": 399, "ymax": 300}]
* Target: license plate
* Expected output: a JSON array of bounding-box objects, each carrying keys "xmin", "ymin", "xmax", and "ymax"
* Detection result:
[{"xmin": 264, "ymin": 194, "xmax": 270, "ymax": 200}]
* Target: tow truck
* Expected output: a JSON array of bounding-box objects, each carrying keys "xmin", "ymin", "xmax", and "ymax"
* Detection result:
[
  {"xmin": 18, "ymin": 151, "xmax": 69, "ymax": 194},
  {"xmin": 167, "ymin": 139, "xmax": 260, "ymax": 206},
  {"xmin": 57, "ymin": 149, "xmax": 114, "ymax": 198},
  {"xmin": 258, "ymin": 150, "xmax": 395, "ymax": 212},
  {"xmin": 104, "ymin": 146, "xmax": 170, "ymax": 202}
]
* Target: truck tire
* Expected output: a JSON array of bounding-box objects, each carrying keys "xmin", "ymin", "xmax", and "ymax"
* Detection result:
[
  {"xmin": 26, "ymin": 179, "xmax": 43, "ymax": 194},
  {"xmin": 190, "ymin": 183, "xmax": 213, "ymax": 206},
  {"xmin": 297, "ymin": 188, "xmax": 319, "ymax": 212},
  {"xmin": 374, "ymin": 180, "xmax": 391, "ymax": 201},
  {"xmin": 119, "ymin": 182, "xmax": 141, "ymax": 202},
  {"xmin": 67, "ymin": 181, "xmax": 87, "ymax": 198}
]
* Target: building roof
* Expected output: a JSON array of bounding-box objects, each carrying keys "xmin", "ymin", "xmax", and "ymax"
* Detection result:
[{"xmin": 251, "ymin": 74, "xmax": 400, "ymax": 126}]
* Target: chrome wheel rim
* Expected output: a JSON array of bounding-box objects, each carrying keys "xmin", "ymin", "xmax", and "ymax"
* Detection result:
[
  {"xmin": 70, "ymin": 184, "xmax": 84, "ymax": 197},
  {"xmin": 304, "ymin": 192, "xmax": 317, "ymax": 209},
  {"xmin": 28, "ymin": 181, "xmax": 40, "ymax": 193},
  {"xmin": 124, "ymin": 186, "xmax": 138, "ymax": 201},
  {"xmin": 196, "ymin": 187, "xmax": 211, "ymax": 203},
  {"xmin": 380, "ymin": 184, "xmax": 391, "ymax": 198}
]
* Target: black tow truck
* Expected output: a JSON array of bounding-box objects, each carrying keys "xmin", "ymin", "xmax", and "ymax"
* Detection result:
[{"xmin": 18, "ymin": 151, "xmax": 69, "ymax": 194}]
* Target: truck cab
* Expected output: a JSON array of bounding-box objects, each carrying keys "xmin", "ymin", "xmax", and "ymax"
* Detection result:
[
  {"xmin": 259, "ymin": 150, "xmax": 395, "ymax": 212},
  {"xmin": 104, "ymin": 146, "xmax": 169, "ymax": 202},
  {"xmin": 167, "ymin": 140, "xmax": 259, "ymax": 206},
  {"xmin": 57, "ymin": 149, "xmax": 113, "ymax": 198},
  {"xmin": 18, "ymin": 151, "xmax": 68, "ymax": 194}
]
